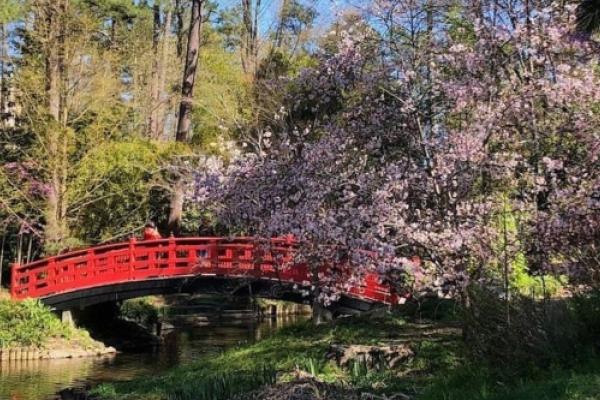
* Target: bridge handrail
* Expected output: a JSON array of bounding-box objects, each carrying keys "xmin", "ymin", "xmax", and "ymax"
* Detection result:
[
  {"xmin": 10, "ymin": 236, "xmax": 398, "ymax": 304},
  {"xmin": 13, "ymin": 237, "xmax": 294, "ymax": 270}
]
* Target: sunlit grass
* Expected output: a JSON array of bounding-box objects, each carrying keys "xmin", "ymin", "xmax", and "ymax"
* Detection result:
[{"xmin": 0, "ymin": 299, "xmax": 73, "ymax": 347}]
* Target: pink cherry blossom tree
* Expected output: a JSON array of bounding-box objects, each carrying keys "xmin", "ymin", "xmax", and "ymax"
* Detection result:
[{"xmin": 188, "ymin": 2, "xmax": 600, "ymax": 307}]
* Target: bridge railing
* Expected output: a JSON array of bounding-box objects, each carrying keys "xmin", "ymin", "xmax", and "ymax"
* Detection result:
[{"xmin": 10, "ymin": 237, "xmax": 398, "ymax": 304}]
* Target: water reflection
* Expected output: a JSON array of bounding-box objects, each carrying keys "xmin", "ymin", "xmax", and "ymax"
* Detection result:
[{"xmin": 0, "ymin": 315, "xmax": 307, "ymax": 400}]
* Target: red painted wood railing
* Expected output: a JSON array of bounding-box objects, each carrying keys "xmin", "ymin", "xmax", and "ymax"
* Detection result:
[{"xmin": 10, "ymin": 237, "xmax": 398, "ymax": 304}]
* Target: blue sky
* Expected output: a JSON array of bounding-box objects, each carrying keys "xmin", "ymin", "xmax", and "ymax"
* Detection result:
[
  {"xmin": 4, "ymin": 0, "xmax": 360, "ymax": 56},
  {"xmin": 214, "ymin": 0, "xmax": 356, "ymax": 33}
]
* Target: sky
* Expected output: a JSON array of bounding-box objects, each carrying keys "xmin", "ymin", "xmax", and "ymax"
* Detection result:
[
  {"xmin": 214, "ymin": 0, "xmax": 357, "ymax": 34},
  {"xmin": 3, "ymin": 0, "xmax": 362, "ymax": 57}
]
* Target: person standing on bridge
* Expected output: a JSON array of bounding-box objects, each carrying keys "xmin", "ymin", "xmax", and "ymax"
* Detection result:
[{"xmin": 143, "ymin": 221, "xmax": 162, "ymax": 241}]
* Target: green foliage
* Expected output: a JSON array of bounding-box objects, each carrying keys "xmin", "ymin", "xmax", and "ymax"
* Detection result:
[
  {"xmin": 120, "ymin": 297, "xmax": 161, "ymax": 326},
  {"xmin": 0, "ymin": 299, "xmax": 72, "ymax": 347},
  {"xmin": 491, "ymin": 199, "xmax": 564, "ymax": 297},
  {"xmin": 81, "ymin": 0, "xmax": 140, "ymax": 18},
  {"xmin": 0, "ymin": 0, "xmax": 21, "ymax": 24},
  {"xmin": 421, "ymin": 359, "xmax": 600, "ymax": 400},
  {"xmin": 68, "ymin": 140, "xmax": 179, "ymax": 243},
  {"xmin": 191, "ymin": 28, "xmax": 248, "ymax": 153},
  {"xmin": 445, "ymin": 4, "xmax": 477, "ymax": 46}
]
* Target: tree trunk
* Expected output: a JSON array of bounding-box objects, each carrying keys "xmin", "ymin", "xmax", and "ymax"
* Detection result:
[
  {"xmin": 148, "ymin": 4, "xmax": 161, "ymax": 138},
  {"xmin": 312, "ymin": 300, "xmax": 333, "ymax": 325},
  {"xmin": 43, "ymin": 0, "xmax": 70, "ymax": 251},
  {"xmin": 175, "ymin": 0, "xmax": 202, "ymax": 142},
  {"xmin": 311, "ymin": 265, "xmax": 333, "ymax": 325},
  {"xmin": 241, "ymin": 0, "xmax": 260, "ymax": 77},
  {"xmin": 157, "ymin": 5, "xmax": 173, "ymax": 137},
  {"xmin": 273, "ymin": 0, "xmax": 289, "ymax": 49},
  {"xmin": 110, "ymin": 17, "xmax": 117, "ymax": 49},
  {"xmin": 59, "ymin": 0, "xmax": 69, "ymax": 241},
  {"xmin": 169, "ymin": 0, "xmax": 203, "ymax": 235},
  {"xmin": 175, "ymin": 0, "xmax": 185, "ymax": 59},
  {"xmin": 16, "ymin": 232, "xmax": 23, "ymax": 265},
  {"xmin": 168, "ymin": 178, "xmax": 185, "ymax": 235},
  {"xmin": 45, "ymin": 0, "xmax": 63, "ymax": 247},
  {"xmin": 46, "ymin": 8, "xmax": 60, "ymax": 122},
  {"xmin": 25, "ymin": 234, "xmax": 33, "ymax": 264}
]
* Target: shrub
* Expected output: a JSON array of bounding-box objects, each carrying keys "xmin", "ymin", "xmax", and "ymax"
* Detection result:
[
  {"xmin": 0, "ymin": 299, "xmax": 72, "ymax": 347},
  {"xmin": 571, "ymin": 290, "xmax": 600, "ymax": 350},
  {"xmin": 462, "ymin": 287, "xmax": 581, "ymax": 374},
  {"xmin": 120, "ymin": 297, "xmax": 160, "ymax": 327}
]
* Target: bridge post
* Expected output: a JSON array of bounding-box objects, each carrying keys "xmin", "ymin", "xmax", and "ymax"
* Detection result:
[
  {"xmin": 87, "ymin": 249, "xmax": 95, "ymax": 279},
  {"xmin": 10, "ymin": 262, "xmax": 19, "ymax": 298},
  {"xmin": 61, "ymin": 310, "xmax": 75, "ymax": 327},
  {"xmin": 211, "ymin": 239, "xmax": 219, "ymax": 270},
  {"xmin": 128, "ymin": 237, "xmax": 137, "ymax": 279},
  {"xmin": 168, "ymin": 235, "xmax": 176, "ymax": 271},
  {"xmin": 48, "ymin": 255, "xmax": 56, "ymax": 281}
]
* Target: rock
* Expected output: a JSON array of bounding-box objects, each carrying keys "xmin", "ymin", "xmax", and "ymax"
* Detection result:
[
  {"xmin": 34, "ymin": 345, "xmax": 116, "ymax": 360},
  {"xmin": 47, "ymin": 349, "xmax": 75, "ymax": 359},
  {"xmin": 103, "ymin": 346, "xmax": 117, "ymax": 354},
  {"xmin": 327, "ymin": 344, "xmax": 413, "ymax": 370}
]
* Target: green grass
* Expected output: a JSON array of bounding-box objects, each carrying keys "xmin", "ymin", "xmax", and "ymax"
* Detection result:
[
  {"xmin": 92, "ymin": 312, "xmax": 600, "ymax": 400},
  {"xmin": 0, "ymin": 298, "xmax": 78, "ymax": 347},
  {"xmin": 92, "ymin": 314, "xmax": 460, "ymax": 399},
  {"xmin": 421, "ymin": 359, "xmax": 600, "ymax": 400}
]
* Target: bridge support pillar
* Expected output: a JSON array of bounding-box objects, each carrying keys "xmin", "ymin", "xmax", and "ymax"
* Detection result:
[
  {"xmin": 269, "ymin": 305, "xmax": 277, "ymax": 318},
  {"xmin": 61, "ymin": 310, "xmax": 75, "ymax": 327}
]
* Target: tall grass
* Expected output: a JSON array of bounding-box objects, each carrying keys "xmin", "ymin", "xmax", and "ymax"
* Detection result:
[
  {"xmin": 93, "ymin": 365, "xmax": 277, "ymax": 400},
  {"xmin": 167, "ymin": 366, "xmax": 276, "ymax": 400}
]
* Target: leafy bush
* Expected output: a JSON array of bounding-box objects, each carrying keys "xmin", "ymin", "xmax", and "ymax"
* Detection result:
[
  {"xmin": 0, "ymin": 299, "xmax": 73, "ymax": 347},
  {"xmin": 571, "ymin": 290, "xmax": 600, "ymax": 349},
  {"xmin": 462, "ymin": 287, "xmax": 583, "ymax": 374},
  {"xmin": 120, "ymin": 297, "xmax": 160, "ymax": 327}
]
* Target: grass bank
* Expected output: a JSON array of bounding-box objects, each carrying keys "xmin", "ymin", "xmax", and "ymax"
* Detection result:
[
  {"xmin": 0, "ymin": 298, "xmax": 102, "ymax": 351},
  {"xmin": 91, "ymin": 310, "xmax": 600, "ymax": 400}
]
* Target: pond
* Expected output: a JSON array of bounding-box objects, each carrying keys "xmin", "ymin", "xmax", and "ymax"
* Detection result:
[{"xmin": 0, "ymin": 315, "xmax": 307, "ymax": 400}]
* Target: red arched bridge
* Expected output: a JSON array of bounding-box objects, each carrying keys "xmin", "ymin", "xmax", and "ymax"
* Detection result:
[{"xmin": 10, "ymin": 237, "xmax": 399, "ymax": 312}]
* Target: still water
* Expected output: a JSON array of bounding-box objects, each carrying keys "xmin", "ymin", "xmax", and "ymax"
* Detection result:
[{"xmin": 0, "ymin": 315, "xmax": 306, "ymax": 400}]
